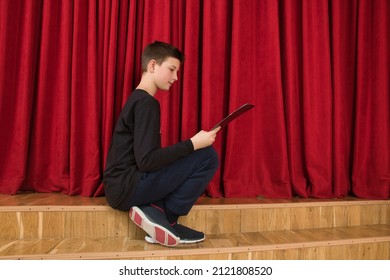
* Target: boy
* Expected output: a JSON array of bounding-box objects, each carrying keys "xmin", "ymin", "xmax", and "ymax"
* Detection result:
[{"xmin": 103, "ymin": 41, "xmax": 220, "ymax": 246}]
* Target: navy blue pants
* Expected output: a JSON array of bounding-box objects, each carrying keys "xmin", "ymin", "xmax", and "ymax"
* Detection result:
[{"xmin": 123, "ymin": 146, "xmax": 219, "ymax": 216}]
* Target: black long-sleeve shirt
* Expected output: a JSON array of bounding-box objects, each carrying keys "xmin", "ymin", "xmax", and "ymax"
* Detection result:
[{"xmin": 103, "ymin": 89, "xmax": 194, "ymax": 208}]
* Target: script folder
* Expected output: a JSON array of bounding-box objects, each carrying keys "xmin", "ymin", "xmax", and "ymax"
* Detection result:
[{"xmin": 211, "ymin": 103, "xmax": 254, "ymax": 131}]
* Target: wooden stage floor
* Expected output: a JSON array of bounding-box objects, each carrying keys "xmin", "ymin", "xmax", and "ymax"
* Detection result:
[{"xmin": 0, "ymin": 192, "xmax": 389, "ymax": 260}]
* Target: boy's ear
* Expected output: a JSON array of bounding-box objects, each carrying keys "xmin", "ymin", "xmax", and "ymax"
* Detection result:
[{"xmin": 148, "ymin": 59, "xmax": 157, "ymax": 73}]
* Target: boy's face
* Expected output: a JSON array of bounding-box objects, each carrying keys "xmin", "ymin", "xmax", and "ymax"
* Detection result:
[{"xmin": 153, "ymin": 57, "xmax": 181, "ymax": 91}]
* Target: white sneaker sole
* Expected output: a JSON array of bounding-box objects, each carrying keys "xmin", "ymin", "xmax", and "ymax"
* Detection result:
[
  {"xmin": 145, "ymin": 234, "xmax": 205, "ymax": 244},
  {"xmin": 129, "ymin": 206, "xmax": 180, "ymax": 247}
]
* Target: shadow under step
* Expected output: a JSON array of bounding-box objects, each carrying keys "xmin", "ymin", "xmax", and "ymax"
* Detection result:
[{"xmin": 1, "ymin": 224, "xmax": 389, "ymax": 260}]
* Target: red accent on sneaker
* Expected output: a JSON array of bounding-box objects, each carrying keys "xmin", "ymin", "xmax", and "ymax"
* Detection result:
[
  {"xmin": 155, "ymin": 227, "xmax": 166, "ymax": 244},
  {"xmin": 133, "ymin": 212, "xmax": 143, "ymax": 227},
  {"xmin": 150, "ymin": 203, "xmax": 165, "ymax": 213},
  {"xmin": 167, "ymin": 235, "xmax": 177, "ymax": 246}
]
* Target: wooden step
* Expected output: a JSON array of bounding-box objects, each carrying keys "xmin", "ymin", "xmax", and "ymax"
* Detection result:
[
  {"xmin": 0, "ymin": 193, "xmax": 389, "ymax": 260},
  {"xmin": 1, "ymin": 224, "xmax": 389, "ymax": 260},
  {"xmin": 1, "ymin": 193, "xmax": 389, "ymax": 240}
]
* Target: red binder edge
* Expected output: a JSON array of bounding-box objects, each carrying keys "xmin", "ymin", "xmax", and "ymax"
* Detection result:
[{"xmin": 211, "ymin": 103, "xmax": 255, "ymax": 131}]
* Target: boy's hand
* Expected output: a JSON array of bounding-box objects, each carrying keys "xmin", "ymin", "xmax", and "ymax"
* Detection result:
[{"xmin": 190, "ymin": 126, "xmax": 221, "ymax": 150}]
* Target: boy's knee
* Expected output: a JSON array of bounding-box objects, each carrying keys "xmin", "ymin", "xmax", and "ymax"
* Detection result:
[{"xmin": 203, "ymin": 146, "xmax": 219, "ymax": 169}]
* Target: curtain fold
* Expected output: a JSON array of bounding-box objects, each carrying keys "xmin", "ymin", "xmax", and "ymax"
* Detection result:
[
  {"xmin": 352, "ymin": 0, "xmax": 390, "ymax": 198},
  {"xmin": 0, "ymin": 0, "xmax": 388, "ymax": 199}
]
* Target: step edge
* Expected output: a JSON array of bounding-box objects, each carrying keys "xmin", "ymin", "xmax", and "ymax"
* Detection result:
[
  {"xmin": 2, "ymin": 236, "xmax": 390, "ymax": 260},
  {"xmin": 1, "ymin": 199, "xmax": 389, "ymax": 212}
]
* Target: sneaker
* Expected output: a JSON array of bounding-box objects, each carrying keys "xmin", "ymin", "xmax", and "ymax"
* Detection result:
[
  {"xmin": 145, "ymin": 223, "xmax": 205, "ymax": 244},
  {"xmin": 144, "ymin": 235, "xmax": 158, "ymax": 244},
  {"xmin": 173, "ymin": 223, "xmax": 205, "ymax": 243},
  {"xmin": 129, "ymin": 205, "xmax": 180, "ymax": 247}
]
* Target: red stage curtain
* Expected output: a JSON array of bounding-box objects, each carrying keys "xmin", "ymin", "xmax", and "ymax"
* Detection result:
[{"xmin": 0, "ymin": 0, "xmax": 388, "ymax": 199}]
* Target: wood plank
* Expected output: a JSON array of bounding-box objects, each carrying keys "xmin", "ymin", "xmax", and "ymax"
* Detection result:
[
  {"xmin": 0, "ymin": 239, "xmax": 63, "ymax": 256},
  {"xmin": 332, "ymin": 205, "xmax": 361, "ymax": 227},
  {"xmin": 100, "ymin": 237, "xmax": 128, "ymax": 252},
  {"xmin": 1, "ymin": 203, "xmax": 389, "ymax": 239},
  {"xmin": 257, "ymin": 208, "xmax": 291, "ymax": 231},
  {"xmin": 1, "ymin": 192, "xmax": 389, "ymax": 211},
  {"xmin": 74, "ymin": 238, "xmax": 105, "ymax": 253},
  {"xmin": 1, "ymin": 238, "xmax": 389, "ymax": 260},
  {"xmin": 49, "ymin": 238, "xmax": 84, "ymax": 255},
  {"xmin": 0, "ymin": 212, "xmax": 20, "ymax": 239},
  {"xmin": 205, "ymin": 209, "xmax": 241, "ymax": 234},
  {"xmin": 0, "ymin": 192, "xmax": 388, "ymax": 260}
]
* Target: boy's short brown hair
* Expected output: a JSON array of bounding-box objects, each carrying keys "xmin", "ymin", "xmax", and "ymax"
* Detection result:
[{"xmin": 141, "ymin": 41, "xmax": 184, "ymax": 72}]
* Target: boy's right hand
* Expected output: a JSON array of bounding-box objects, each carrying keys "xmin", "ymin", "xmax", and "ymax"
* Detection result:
[{"xmin": 190, "ymin": 126, "xmax": 221, "ymax": 150}]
